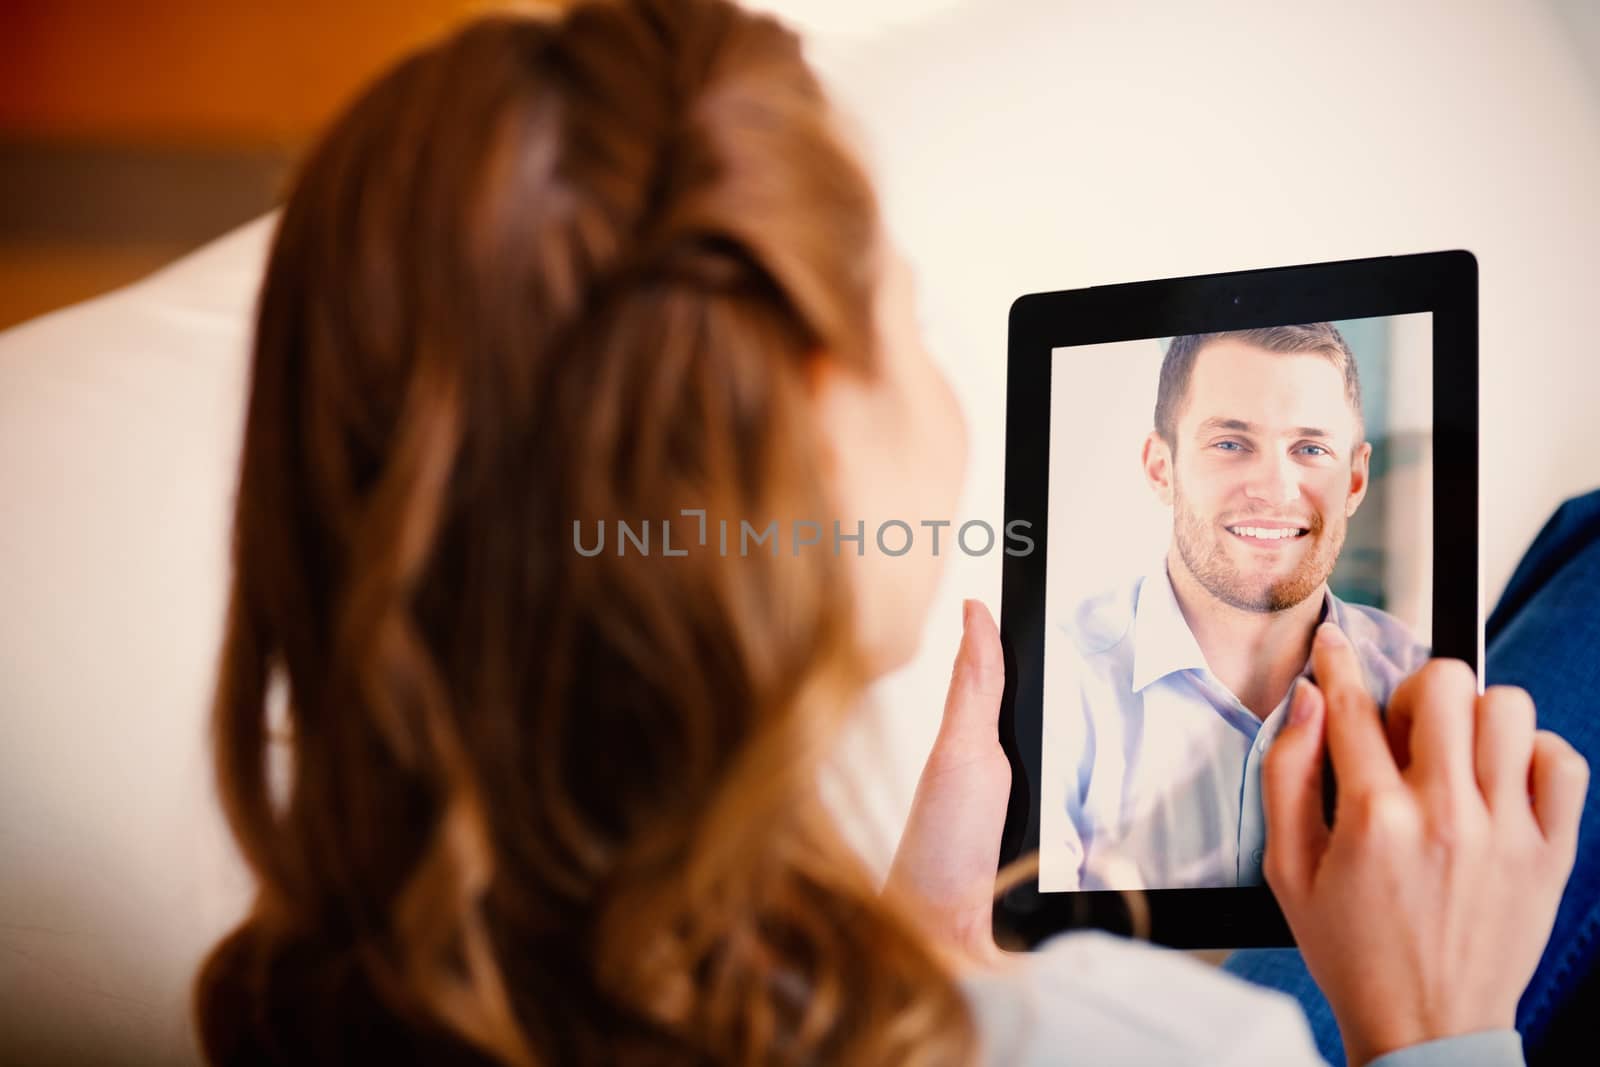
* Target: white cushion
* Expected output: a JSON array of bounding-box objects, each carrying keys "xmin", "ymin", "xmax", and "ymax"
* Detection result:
[{"xmin": 0, "ymin": 216, "xmax": 273, "ymax": 1064}]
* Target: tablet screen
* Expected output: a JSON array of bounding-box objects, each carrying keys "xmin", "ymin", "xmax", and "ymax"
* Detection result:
[{"xmin": 1039, "ymin": 315, "xmax": 1433, "ymax": 893}]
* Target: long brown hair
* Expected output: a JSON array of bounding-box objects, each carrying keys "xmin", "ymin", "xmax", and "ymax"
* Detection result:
[{"xmin": 195, "ymin": 1, "xmax": 978, "ymax": 1063}]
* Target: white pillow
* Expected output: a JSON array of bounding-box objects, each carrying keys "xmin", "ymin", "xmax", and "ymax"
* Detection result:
[{"xmin": 0, "ymin": 215, "xmax": 274, "ymax": 1065}]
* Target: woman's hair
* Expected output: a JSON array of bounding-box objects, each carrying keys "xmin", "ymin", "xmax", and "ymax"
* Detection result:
[{"xmin": 194, "ymin": 0, "xmax": 977, "ymax": 1063}]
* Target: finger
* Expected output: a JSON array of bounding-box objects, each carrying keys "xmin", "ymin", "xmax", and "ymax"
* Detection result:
[
  {"xmin": 1313, "ymin": 622, "xmax": 1402, "ymax": 798},
  {"xmin": 1474, "ymin": 685, "xmax": 1537, "ymax": 812},
  {"xmin": 1383, "ymin": 668, "xmax": 1420, "ymax": 770},
  {"xmin": 939, "ymin": 599, "xmax": 1005, "ymax": 747},
  {"xmin": 1390, "ymin": 659, "xmax": 1479, "ymax": 796},
  {"xmin": 1262, "ymin": 678, "xmax": 1331, "ymax": 894},
  {"xmin": 1529, "ymin": 730, "xmax": 1589, "ymax": 858}
]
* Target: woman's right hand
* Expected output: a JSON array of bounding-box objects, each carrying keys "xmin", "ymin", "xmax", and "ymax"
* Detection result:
[{"xmin": 1262, "ymin": 621, "xmax": 1588, "ymax": 1067}]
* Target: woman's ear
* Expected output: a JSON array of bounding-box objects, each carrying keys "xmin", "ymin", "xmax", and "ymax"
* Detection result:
[{"xmin": 805, "ymin": 351, "xmax": 867, "ymax": 480}]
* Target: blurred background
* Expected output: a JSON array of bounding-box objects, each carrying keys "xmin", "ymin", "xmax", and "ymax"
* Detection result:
[
  {"xmin": 0, "ymin": 0, "xmax": 523, "ymax": 330},
  {"xmin": 0, "ymin": 0, "xmax": 973, "ymax": 331}
]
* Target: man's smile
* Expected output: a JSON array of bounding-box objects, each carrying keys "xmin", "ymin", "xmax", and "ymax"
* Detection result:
[{"xmin": 1224, "ymin": 523, "xmax": 1311, "ymax": 544}]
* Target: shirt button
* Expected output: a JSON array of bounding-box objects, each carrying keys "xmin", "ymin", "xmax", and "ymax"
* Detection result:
[{"xmin": 1252, "ymin": 849, "xmax": 1264, "ymax": 865}]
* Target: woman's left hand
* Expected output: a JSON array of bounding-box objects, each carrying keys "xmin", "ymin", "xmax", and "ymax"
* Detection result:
[{"xmin": 885, "ymin": 598, "xmax": 1012, "ymax": 970}]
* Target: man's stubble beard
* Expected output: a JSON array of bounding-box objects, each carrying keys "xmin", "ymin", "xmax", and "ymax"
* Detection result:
[{"xmin": 1172, "ymin": 478, "xmax": 1346, "ymax": 614}]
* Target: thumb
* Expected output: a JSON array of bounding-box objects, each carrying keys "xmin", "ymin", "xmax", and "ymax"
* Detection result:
[
  {"xmin": 1262, "ymin": 678, "xmax": 1331, "ymax": 895},
  {"xmin": 939, "ymin": 599, "xmax": 1005, "ymax": 746}
]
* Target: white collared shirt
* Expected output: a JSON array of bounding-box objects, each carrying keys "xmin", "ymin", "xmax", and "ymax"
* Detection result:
[{"xmin": 1040, "ymin": 564, "xmax": 1429, "ymax": 891}]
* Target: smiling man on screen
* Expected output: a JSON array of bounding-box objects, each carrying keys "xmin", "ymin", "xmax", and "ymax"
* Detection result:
[{"xmin": 1042, "ymin": 324, "xmax": 1430, "ymax": 892}]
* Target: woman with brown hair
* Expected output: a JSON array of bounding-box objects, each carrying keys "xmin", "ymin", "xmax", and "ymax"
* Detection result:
[{"xmin": 193, "ymin": 1, "xmax": 1587, "ymax": 1063}]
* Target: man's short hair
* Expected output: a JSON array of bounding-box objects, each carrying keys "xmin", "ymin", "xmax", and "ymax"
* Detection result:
[{"xmin": 1154, "ymin": 323, "xmax": 1363, "ymax": 448}]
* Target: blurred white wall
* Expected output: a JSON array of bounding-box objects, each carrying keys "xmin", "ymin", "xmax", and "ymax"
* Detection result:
[
  {"xmin": 1045, "ymin": 337, "xmax": 1170, "ymax": 606},
  {"xmin": 779, "ymin": 0, "xmax": 1600, "ymax": 869},
  {"xmin": 1383, "ymin": 312, "xmax": 1435, "ymax": 643}
]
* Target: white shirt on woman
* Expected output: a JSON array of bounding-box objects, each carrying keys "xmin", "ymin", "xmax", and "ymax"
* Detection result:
[{"xmin": 964, "ymin": 930, "xmax": 1524, "ymax": 1066}]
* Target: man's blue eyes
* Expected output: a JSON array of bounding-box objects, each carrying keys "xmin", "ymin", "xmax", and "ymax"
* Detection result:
[{"xmin": 1212, "ymin": 440, "xmax": 1330, "ymax": 457}]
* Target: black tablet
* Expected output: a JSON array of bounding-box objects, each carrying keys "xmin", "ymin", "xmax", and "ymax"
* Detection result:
[{"xmin": 993, "ymin": 251, "xmax": 1479, "ymax": 950}]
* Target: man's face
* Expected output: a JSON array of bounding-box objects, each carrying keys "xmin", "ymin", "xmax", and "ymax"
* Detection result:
[{"xmin": 1143, "ymin": 339, "xmax": 1371, "ymax": 613}]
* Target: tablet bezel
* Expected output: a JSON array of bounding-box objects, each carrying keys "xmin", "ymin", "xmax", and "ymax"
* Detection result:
[{"xmin": 994, "ymin": 251, "xmax": 1479, "ymax": 950}]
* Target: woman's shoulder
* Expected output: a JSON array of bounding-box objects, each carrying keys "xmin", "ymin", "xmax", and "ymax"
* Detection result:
[{"xmin": 962, "ymin": 930, "xmax": 1324, "ymax": 1066}]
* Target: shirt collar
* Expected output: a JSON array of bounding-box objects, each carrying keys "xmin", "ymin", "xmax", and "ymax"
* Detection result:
[
  {"xmin": 1130, "ymin": 559, "xmax": 1336, "ymax": 693},
  {"xmin": 1130, "ymin": 561, "xmax": 1209, "ymax": 692}
]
